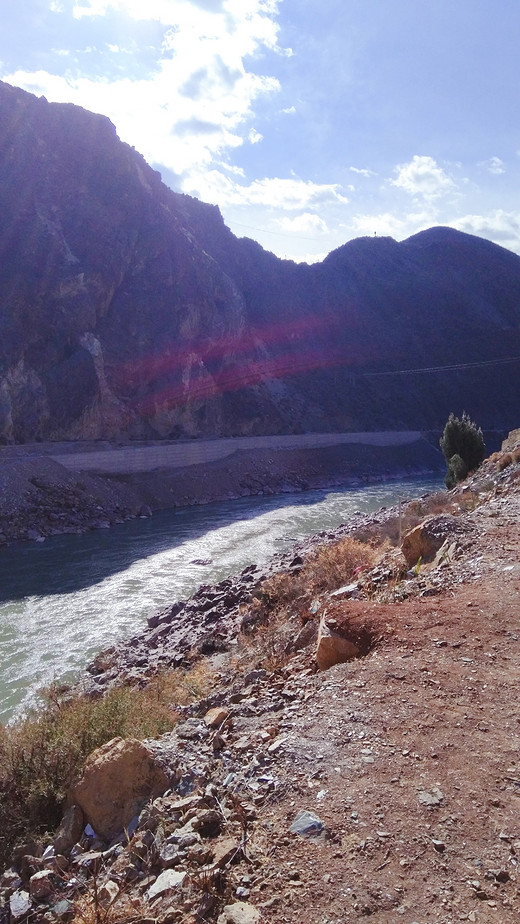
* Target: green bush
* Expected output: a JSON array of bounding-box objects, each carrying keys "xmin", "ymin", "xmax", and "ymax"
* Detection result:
[
  {"xmin": 440, "ymin": 412, "xmax": 485, "ymax": 486},
  {"xmin": 445, "ymin": 452, "xmax": 468, "ymax": 489}
]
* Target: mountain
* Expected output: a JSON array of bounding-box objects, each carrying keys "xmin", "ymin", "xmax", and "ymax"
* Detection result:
[{"xmin": 1, "ymin": 79, "xmax": 520, "ymax": 443}]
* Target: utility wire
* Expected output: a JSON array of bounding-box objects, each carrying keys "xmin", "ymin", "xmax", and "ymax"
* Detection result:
[{"xmin": 361, "ymin": 356, "xmax": 520, "ymax": 378}]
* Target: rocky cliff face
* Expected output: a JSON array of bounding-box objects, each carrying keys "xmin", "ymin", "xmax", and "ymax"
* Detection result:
[{"xmin": 2, "ymin": 80, "xmax": 520, "ymax": 443}]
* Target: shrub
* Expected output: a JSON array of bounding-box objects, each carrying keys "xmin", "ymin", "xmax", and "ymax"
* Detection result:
[
  {"xmin": 440, "ymin": 412, "xmax": 485, "ymax": 486},
  {"xmin": 0, "ymin": 664, "xmax": 214, "ymax": 867},
  {"xmin": 445, "ymin": 453, "xmax": 468, "ymax": 489}
]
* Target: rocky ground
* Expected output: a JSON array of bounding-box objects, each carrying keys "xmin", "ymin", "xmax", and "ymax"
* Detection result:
[{"xmin": 2, "ymin": 437, "xmax": 520, "ymax": 924}]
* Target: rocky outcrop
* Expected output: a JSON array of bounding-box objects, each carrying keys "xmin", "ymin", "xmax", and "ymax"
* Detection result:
[
  {"xmin": 401, "ymin": 514, "xmax": 473, "ymax": 568},
  {"xmin": 2, "ymin": 80, "xmax": 520, "ymax": 444}
]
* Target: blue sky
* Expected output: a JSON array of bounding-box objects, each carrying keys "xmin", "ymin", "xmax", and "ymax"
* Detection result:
[{"xmin": 2, "ymin": 0, "xmax": 520, "ymax": 262}]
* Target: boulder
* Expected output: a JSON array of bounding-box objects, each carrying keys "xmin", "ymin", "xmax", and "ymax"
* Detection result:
[
  {"xmin": 316, "ymin": 613, "xmax": 360, "ymax": 670},
  {"xmin": 401, "ymin": 514, "xmax": 471, "ymax": 568},
  {"xmin": 147, "ymin": 869, "xmax": 186, "ymax": 901},
  {"xmin": 204, "ymin": 707, "xmax": 230, "ymax": 728},
  {"xmin": 9, "ymin": 891, "xmax": 32, "ymax": 922},
  {"xmin": 69, "ymin": 737, "xmax": 169, "ymax": 841}
]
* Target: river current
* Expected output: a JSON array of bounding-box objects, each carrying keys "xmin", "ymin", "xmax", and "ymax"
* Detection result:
[{"xmin": 0, "ymin": 476, "xmax": 442, "ymax": 723}]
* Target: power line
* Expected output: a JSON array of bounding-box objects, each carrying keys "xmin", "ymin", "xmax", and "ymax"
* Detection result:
[
  {"xmin": 228, "ymin": 219, "xmax": 325, "ymax": 243},
  {"xmin": 361, "ymin": 356, "xmax": 520, "ymax": 378}
]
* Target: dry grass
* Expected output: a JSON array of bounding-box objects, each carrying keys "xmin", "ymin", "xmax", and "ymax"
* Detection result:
[
  {"xmin": 236, "ymin": 537, "xmax": 377, "ymax": 670},
  {"xmin": 0, "ymin": 663, "xmax": 215, "ymax": 868},
  {"xmin": 71, "ymin": 886, "xmax": 152, "ymax": 924},
  {"xmin": 497, "ymin": 452, "xmax": 513, "ymax": 471}
]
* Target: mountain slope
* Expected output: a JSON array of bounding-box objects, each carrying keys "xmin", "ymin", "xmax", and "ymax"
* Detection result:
[{"xmin": 1, "ymin": 80, "xmax": 520, "ymax": 442}]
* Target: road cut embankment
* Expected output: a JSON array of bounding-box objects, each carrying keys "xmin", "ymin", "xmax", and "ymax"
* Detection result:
[{"xmin": 0, "ymin": 432, "xmax": 444, "ymax": 546}]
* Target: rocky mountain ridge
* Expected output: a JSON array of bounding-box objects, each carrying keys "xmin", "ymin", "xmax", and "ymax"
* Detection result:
[{"xmin": 2, "ymin": 80, "xmax": 520, "ymax": 443}]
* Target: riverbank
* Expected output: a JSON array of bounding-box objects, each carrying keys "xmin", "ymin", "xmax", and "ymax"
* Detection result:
[
  {"xmin": 0, "ymin": 433, "xmax": 443, "ymax": 546},
  {"xmin": 1, "ymin": 433, "xmax": 520, "ymax": 922}
]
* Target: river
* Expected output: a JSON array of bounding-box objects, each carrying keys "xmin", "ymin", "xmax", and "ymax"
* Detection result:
[{"xmin": 0, "ymin": 475, "xmax": 442, "ymax": 723}]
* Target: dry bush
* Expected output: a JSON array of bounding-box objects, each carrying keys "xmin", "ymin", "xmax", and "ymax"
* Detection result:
[
  {"xmin": 497, "ymin": 452, "xmax": 513, "ymax": 471},
  {"xmin": 72, "ymin": 885, "xmax": 152, "ymax": 924},
  {"xmin": 0, "ymin": 663, "xmax": 214, "ymax": 868},
  {"xmin": 237, "ymin": 611, "xmax": 299, "ymax": 671},
  {"xmin": 148, "ymin": 660, "xmax": 216, "ymax": 707},
  {"xmin": 301, "ymin": 536, "xmax": 376, "ymax": 593},
  {"xmin": 419, "ymin": 490, "xmax": 452, "ymax": 516},
  {"xmin": 255, "ymin": 537, "xmax": 375, "ymax": 612},
  {"xmin": 243, "ymin": 537, "xmax": 375, "ymax": 638}
]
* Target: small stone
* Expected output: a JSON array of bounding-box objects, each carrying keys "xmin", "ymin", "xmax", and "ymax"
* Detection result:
[
  {"xmin": 289, "ymin": 810, "xmax": 326, "ymax": 839},
  {"xmin": 417, "ymin": 787, "xmax": 443, "ymax": 807},
  {"xmin": 9, "ymin": 891, "xmax": 32, "ymax": 922},
  {"xmin": 192, "ymin": 809, "xmax": 222, "ymax": 838},
  {"xmin": 98, "ymin": 880, "xmax": 120, "ymax": 906},
  {"xmin": 217, "ymin": 901, "xmax": 260, "ymax": 924},
  {"xmin": 0, "ymin": 870, "xmax": 22, "ymax": 890},
  {"xmin": 54, "ymin": 805, "xmax": 84, "ymax": 854},
  {"xmin": 29, "ymin": 870, "xmax": 55, "ymax": 901},
  {"xmin": 496, "ymin": 869, "xmax": 510, "ymax": 883},
  {"xmin": 147, "ymin": 870, "xmax": 186, "ymax": 901},
  {"xmin": 211, "ymin": 838, "xmax": 242, "ymax": 868},
  {"xmin": 51, "ymin": 899, "xmax": 75, "ymax": 921},
  {"xmin": 204, "ymin": 707, "xmax": 230, "ymax": 728},
  {"xmin": 431, "ymin": 839, "xmax": 446, "ymax": 852}
]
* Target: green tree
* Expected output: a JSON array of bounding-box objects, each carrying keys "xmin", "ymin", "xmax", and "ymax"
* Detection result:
[{"xmin": 440, "ymin": 412, "xmax": 485, "ymax": 487}]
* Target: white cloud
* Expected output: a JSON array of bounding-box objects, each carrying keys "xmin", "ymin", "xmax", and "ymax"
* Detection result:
[
  {"xmin": 391, "ymin": 155, "xmax": 456, "ymax": 201},
  {"xmin": 277, "ymin": 213, "xmax": 329, "ymax": 235},
  {"xmin": 478, "ymin": 156, "xmax": 505, "ymax": 175},
  {"xmin": 281, "ymin": 105, "xmax": 296, "ymax": 114},
  {"xmin": 451, "ymin": 209, "xmax": 520, "ymax": 254},
  {"xmin": 289, "ymin": 250, "xmax": 329, "ymax": 265},
  {"xmin": 348, "ymin": 208, "xmax": 437, "ymax": 242},
  {"xmin": 248, "ymin": 128, "xmax": 263, "ymax": 144},
  {"xmin": 5, "ymin": 1, "xmax": 284, "ymax": 182},
  {"xmin": 189, "ymin": 172, "xmax": 349, "ymax": 209},
  {"xmin": 349, "ymin": 166, "xmax": 376, "ymax": 177}
]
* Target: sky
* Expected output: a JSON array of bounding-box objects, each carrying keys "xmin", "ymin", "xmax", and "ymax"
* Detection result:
[{"xmin": 2, "ymin": 0, "xmax": 520, "ymax": 263}]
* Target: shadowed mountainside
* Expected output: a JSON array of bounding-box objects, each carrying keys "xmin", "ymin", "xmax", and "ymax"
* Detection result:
[{"xmin": 1, "ymin": 80, "xmax": 520, "ymax": 443}]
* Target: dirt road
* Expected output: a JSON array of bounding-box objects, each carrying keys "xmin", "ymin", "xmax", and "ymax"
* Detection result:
[{"xmin": 46, "ymin": 431, "xmax": 424, "ymax": 475}]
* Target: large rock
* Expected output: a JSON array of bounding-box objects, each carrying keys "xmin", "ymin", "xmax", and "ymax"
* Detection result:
[
  {"xmin": 316, "ymin": 614, "xmax": 360, "ymax": 670},
  {"xmin": 316, "ymin": 602, "xmax": 376, "ymax": 670},
  {"xmin": 401, "ymin": 514, "xmax": 471, "ymax": 568},
  {"xmin": 69, "ymin": 737, "xmax": 169, "ymax": 841}
]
